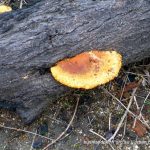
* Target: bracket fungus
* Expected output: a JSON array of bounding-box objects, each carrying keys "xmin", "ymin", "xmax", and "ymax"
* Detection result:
[
  {"xmin": 0, "ymin": 5, "xmax": 12, "ymax": 14},
  {"xmin": 50, "ymin": 50, "xmax": 122, "ymax": 89}
]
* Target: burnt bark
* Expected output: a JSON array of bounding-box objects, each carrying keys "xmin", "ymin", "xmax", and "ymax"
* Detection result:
[{"xmin": 0, "ymin": 0, "xmax": 150, "ymax": 123}]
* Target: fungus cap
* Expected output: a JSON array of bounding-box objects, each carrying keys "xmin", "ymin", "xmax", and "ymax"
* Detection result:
[
  {"xmin": 0, "ymin": 5, "xmax": 12, "ymax": 14},
  {"xmin": 51, "ymin": 50, "xmax": 122, "ymax": 89}
]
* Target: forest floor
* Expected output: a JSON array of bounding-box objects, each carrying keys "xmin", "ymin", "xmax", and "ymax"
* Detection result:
[
  {"xmin": 0, "ymin": 57, "xmax": 149, "ymax": 150},
  {"xmin": 0, "ymin": 1, "xmax": 150, "ymax": 150}
]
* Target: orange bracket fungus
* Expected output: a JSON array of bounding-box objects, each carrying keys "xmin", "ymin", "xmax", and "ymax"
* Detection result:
[
  {"xmin": 50, "ymin": 50, "xmax": 122, "ymax": 89},
  {"xmin": 0, "ymin": 5, "xmax": 12, "ymax": 14}
]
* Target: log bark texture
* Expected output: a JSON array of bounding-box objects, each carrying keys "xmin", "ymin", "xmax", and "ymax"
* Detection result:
[{"xmin": 0, "ymin": 0, "xmax": 150, "ymax": 123}]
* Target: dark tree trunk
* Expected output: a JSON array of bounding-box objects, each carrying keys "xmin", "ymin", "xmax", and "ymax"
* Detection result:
[{"xmin": 0, "ymin": 0, "xmax": 150, "ymax": 124}]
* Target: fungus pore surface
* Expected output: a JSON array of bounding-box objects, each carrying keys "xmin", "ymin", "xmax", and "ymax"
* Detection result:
[{"xmin": 50, "ymin": 50, "xmax": 122, "ymax": 89}]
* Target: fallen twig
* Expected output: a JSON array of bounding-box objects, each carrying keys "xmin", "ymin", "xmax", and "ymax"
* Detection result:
[
  {"xmin": 0, "ymin": 124, "xmax": 53, "ymax": 141},
  {"xmin": 108, "ymin": 88, "xmax": 137, "ymax": 141},
  {"xmin": 101, "ymin": 87, "xmax": 150, "ymax": 129},
  {"xmin": 42, "ymin": 97, "xmax": 80, "ymax": 150},
  {"xmin": 89, "ymin": 129, "xmax": 115, "ymax": 150},
  {"xmin": 30, "ymin": 129, "xmax": 37, "ymax": 150}
]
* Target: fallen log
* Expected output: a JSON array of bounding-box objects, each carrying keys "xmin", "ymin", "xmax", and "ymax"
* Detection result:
[{"xmin": 0, "ymin": 0, "xmax": 150, "ymax": 124}]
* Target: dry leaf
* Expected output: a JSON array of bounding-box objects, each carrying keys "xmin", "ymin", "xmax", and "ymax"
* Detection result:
[
  {"xmin": 132, "ymin": 119, "xmax": 147, "ymax": 137},
  {"xmin": 117, "ymin": 81, "xmax": 139, "ymax": 98},
  {"xmin": 123, "ymin": 82, "xmax": 139, "ymax": 92}
]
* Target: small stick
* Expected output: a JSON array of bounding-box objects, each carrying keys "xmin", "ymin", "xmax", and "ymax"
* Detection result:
[
  {"xmin": 139, "ymin": 92, "xmax": 150, "ymax": 116},
  {"xmin": 19, "ymin": 0, "xmax": 23, "ymax": 9},
  {"xmin": 132, "ymin": 96, "xmax": 138, "ymax": 128},
  {"xmin": 109, "ymin": 113, "xmax": 112, "ymax": 130},
  {"xmin": 42, "ymin": 97, "xmax": 80, "ymax": 150},
  {"xmin": 19, "ymin": 0, "xmax": 27, "ymax": 9},
  {"xmin": 121, "ymin": 116, "xmax": 127, "ymax": 140},
  {"xmin": 30, "ymin": 130, "xmax": 37, "ymax": 150},
  {"xmin": 0, "ymin": 124, "xmax": 53, "ymax": 141},
  {"xmin": 89, "ymin": 129, "xmax": 115, "ymax": 150},
  {"xmin": 126, "ymin": 72, "xmax": 147, "ymax": 77},
  {"xmin": 132, "ymin": 96, "xmax": 140, "ymax": 128},
  {"xmin": 108, "ymin": 88, "xmax": 137, "ymax": 141},
  {"xmin": 119, "ymin": 75, "xmax": 128, "ymax": 101},
  {"xmin": 101, "ymin": 87, "xmax": 150, "ymax": 129},
  {"xmin": 133, "ymin": 92, "xmax": 150, "ymax": 128},
  {"xmin": 133, "ymin": 96, "xmax": 140, "ymax": 110}
]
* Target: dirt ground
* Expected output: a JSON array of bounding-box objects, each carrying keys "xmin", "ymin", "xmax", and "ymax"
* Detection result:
[{"xmin": 0, "ymin": 58, "xmax": 150, "ymax": 150}]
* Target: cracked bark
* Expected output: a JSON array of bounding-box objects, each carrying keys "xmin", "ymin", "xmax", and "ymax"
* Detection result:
[{"xmin": 0, "ymin": 0, "xmax": 150, "ymax": 123}]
